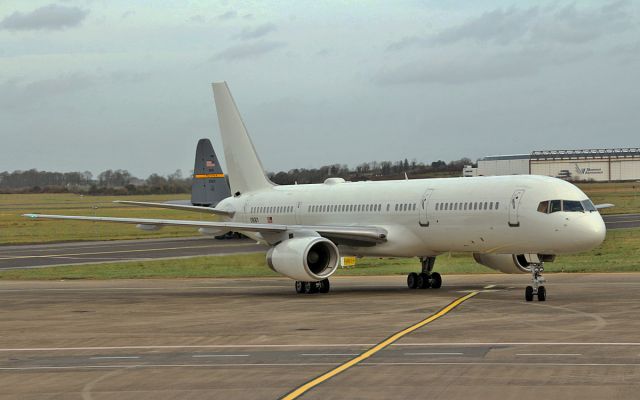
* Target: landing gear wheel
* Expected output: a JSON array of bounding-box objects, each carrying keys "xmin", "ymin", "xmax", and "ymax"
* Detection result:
[
  {"xmin": 430, "ymin": 272, "xmax": 442, "ymax": 289},
  {"xmin": 319, "ymin": 279, "xmax": 330, "ymax": 293},
  {"xmin": 525, "ymin": 286, "xmax": 534, "ymax": 302},
  {"xmin": 407, "ymin": 272, "xmax": 419, "ymax": 289},
  {"xmin": 537, "ymin": 286, "xmax": 546, "ymax": 302},
  {"xmin": 295, "ymin": 281, "xmax": 305, "ymax": 294},
  {"xmin": 417, "ymin": 273, "xmax": 431, "ymax": 289},
  {"xmin": 307, "ymin": 282, "xmax": 319, "ymax": 294}
]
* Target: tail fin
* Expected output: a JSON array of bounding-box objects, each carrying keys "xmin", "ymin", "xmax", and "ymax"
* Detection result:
[
  {"xmin": 211, "ymin": 82, "xmax": 273, "ymax": 196},
  {"xmin": 191, "ymin": 138, "xmax": 231, "ymax": 206}
]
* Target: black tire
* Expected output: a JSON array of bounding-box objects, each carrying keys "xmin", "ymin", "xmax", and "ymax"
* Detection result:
[
  {"xmin": 525, "ymin": 286, "xmax": 534, "ymax": 302},
  {"xmin": 295, "ymin": 281, "xmax": 305, "ymax": 294},
  {"xmin": 307, "ymin": 282, "xmax": 319, "ymax": 294},
  {"xmin": 319, "ymin": 279, "xmax": 330, "ymax": 293},
  {"xmin": 418, "ymin": 273, "xmax": 431, "ymax": 289},
  {"xmin": 538, "ymin": 286, "xmax": 546, "ymax": 302},
  {"xmin": 430, "ymin": 272, "xmax": 442, "ymax": 289},
  {"xmin": 407, "ymin": 272, "xmax": 419, "ymax": 289}
]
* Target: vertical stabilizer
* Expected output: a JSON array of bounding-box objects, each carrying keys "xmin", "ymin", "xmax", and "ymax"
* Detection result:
[
  {"xmin": 191, "ymin": 138, "xmax": 231, "ymax": 206},
  {"xmin": 211, "ymin": 82, "xmax": 274, "ymax": 195}
]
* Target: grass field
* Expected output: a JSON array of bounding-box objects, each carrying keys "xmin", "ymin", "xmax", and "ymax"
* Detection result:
[
  {"xmin": 0, "ymin": 228, "xmax": 637, "ymax": 280},
  {"xmin": 0, "ymin": 193, "xmax": 202, "ymax": 244},
  {"xmin": 0, "ymin": 181, "xmax": 638, "ymax": 245}
]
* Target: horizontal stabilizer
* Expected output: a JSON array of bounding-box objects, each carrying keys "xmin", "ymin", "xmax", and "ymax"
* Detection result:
[
  {"xmin": 114, "ymin": 201, "xmax": 234, "ymax": 217},
  {"xmin": 595, "ymin": 203, "xmax": 614, "ymax": 210}
]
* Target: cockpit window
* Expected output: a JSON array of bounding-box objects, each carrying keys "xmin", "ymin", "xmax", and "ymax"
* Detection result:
[
  {"xmin": 549, "ymin": 200, "xmax": 562, "ymax": 213},
  {"xmin": 537, "ymin": 201, "xmax": 549, "ymax": 213},
  {"xmin": 539, "ymin": 199, "xmax": 591, "ymax": 213},
  {"xmin": 563, "ymin": 200, "xmax": 584, "ymax": 212},
  {"xmin": 581, "ymin": 199, "xmax": 597, "ymax": 212}
]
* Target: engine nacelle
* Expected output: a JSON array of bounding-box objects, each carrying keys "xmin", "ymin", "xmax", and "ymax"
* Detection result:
[
  {"xmin": 266, "ymin": 236, "xmax": 339, "ymax": 281},
  {"xmin": 473, "ymin": 253, "xmax": 533, "ymax": 274}
]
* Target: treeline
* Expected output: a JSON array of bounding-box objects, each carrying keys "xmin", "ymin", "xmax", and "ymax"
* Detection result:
[
  {"xmin": 0, "ymin": 169, "xmax": 191, "ymax": 195},
  {"xmin": 1, "ymin": 157, "xmax": 474, "ymax": 194},
  {"xmin": 267, "ymin": 158, "xmax": 472, "ymax": 185}
]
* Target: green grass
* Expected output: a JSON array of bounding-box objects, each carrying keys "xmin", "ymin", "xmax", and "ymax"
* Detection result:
[
  {"xmin": 1, "ymin": 228, "xmax": 637, "ymax": 280},
  {"xmin": 0, "ymin": 193, "xmax": 207, "ymax": 244},
  {"xmin": 577, "ymin": 182, "xmax": 640, "ymax": 215}
]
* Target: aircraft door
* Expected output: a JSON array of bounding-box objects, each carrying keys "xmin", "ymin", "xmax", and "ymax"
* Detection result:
[
  {"xmin": 419, "ymin": 189, "xmax": 434, "ymax": 227},
  {"xmin": 508, "ymin": 189, "xmax": 525, "ymax": 227}
]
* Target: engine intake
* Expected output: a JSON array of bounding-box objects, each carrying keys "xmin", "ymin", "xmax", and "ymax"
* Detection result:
[{"xmin": 267, "ymin": 236, "xmax": 339, "ymax": 281}]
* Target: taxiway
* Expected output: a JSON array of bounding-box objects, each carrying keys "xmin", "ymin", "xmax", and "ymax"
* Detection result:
[{"xmin": 1, "ymin": 274, "xmax": 640, "ymax": 399}]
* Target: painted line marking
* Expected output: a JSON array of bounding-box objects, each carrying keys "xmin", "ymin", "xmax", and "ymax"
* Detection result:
[
  {"xmin": 516, "ymin": 353, "xmax": 582, "ymax": 357},
  {"xmin": 280, "ymin": 291, "xmax": 479, "ymax": 400},
  {"xmin": 0, "ymin": 243, "xmax": 255, "ymax": 260},
  {"xmin": 90, "ymin": 356, "xmax": 140, "ymax": 360},
  {"xmin": 405, "ymin": 352, "xmax": 464, "ymax": 356},
  {"xmin": 484, "ymin": 284, "xmax": 496, "ymax": 289},
  {"xmin": 300, "ymin": 354, "xmax": 359, "ymax": 357},
  {"xmin": 3, "ymin": 361, "xmax": 640, "ymax": 371},
  {"xmin": 5, "ymin": 343, "xmax": 640, "ymax": 352},
  {"xmin": 191, "ymin": 354, "xmax": 249, "ymax": 358}
]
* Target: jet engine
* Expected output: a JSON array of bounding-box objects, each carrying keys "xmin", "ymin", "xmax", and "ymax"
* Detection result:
[
  {"xmin": 266, "ymin": 236, "xmax": 339, "ymax": 281},
  {"xmin": 473, "ymin": 253, "xmax": 534, "ymax": 274}
]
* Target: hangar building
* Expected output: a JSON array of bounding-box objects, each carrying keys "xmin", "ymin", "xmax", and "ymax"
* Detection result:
[{"xmin": 463, "ymin": 148, "xmax": 640, "ymax": 182}]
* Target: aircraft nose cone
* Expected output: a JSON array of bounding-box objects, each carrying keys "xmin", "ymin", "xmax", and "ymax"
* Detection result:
[{"xmin": 580, "ymin": 214, "xmax": 606, "ymax": 250}]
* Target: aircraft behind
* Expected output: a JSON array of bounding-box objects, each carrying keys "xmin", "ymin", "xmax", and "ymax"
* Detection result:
[{"xmin": 24, "ymin": 82, "xmax": 608, "ymax": 301}]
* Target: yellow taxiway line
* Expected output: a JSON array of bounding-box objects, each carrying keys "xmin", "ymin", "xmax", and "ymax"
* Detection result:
[{"xmin": 281, "ymin": 290, "xmax": 479, "ymax": 399}]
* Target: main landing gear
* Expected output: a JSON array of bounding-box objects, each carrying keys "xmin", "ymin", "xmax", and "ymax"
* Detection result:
[
  {"xmin": 295, "ymin": 279, "xmax": 330, "ymax": 294},
  {"xmin": 525, "ymin": 263, "xmax": 546, "ymax": 302},
  {"xmin": 407, "ymin": 257, "xmax": 442, "ymax": 290}
]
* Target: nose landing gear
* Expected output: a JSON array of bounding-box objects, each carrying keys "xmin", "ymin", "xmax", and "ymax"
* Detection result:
[
  {"xmin": 407, "ymin": 257, "xmax": 442, "ymax": 290},
  {"xmin": 525, "ymin": 264, "xmax": 546, "ymax": 301}
]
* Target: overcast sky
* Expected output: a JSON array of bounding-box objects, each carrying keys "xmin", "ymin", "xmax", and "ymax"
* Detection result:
[{"xmin": 1, "ymin": 1, "xmax": 639, "ymax": 178}]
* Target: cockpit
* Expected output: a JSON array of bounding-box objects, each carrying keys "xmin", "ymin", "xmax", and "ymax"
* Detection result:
[{"xmin": 537, "ymin": 199, "xmax": 597, "ymax": 214}]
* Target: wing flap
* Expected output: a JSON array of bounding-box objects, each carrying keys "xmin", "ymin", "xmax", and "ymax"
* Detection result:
[{"xmin": 114, "ymin": 201, "xmax": 234, "ymax": 217}]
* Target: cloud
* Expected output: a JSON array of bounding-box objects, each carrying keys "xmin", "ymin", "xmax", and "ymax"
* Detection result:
[
  {"xmin": 530, "ymin": 1, "xmax": 632, "ymax": 45},
  {"xmin": 388, "ymin": 1, "xmax": 633, "ymax": 50},
  {"xmin": 217, "ymin": 10, "xmax": 237, "ymax": 20},
  {"xmin": 374, "ymin": 48, "xmax": 590, "ymax": 85},
  {"xmin": 0, "ymin": 73, "xmax": 95, "ymax": 109},
  {"xmin": 189, "ymin": 14, "xmax": 206, "ymax": 24},
  {"xmin": 386, "ymin": 36, "xmax": 427, "ymax": 52},
  {"xmin": 235, "ymin": 23, "xmax": 277, "ymax": 40},
  {"xmin": 213, "ymin": 41, "xmax": 285, "ymax": 61},
  {"xmin": 0, "ymin": 4, "xmax": 88, "ymax": 31}
]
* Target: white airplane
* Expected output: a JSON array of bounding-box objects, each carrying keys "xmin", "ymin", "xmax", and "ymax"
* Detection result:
[{"xmin": 25, "ymin": 82, "xmax": 608, "ymax": 301}]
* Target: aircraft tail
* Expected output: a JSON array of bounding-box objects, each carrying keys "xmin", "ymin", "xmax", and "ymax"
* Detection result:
[
  {"xmin": 211, "ymin": 82, "xmax": 274, "ymax": 196},
  {"xmin": 191, "ymin": 138, "xmax": 231, "ymax": 206}
]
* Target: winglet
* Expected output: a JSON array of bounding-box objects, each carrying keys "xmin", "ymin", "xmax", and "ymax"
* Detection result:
[{"xmin": 211, "ymin": 81, "xmax": 274, "ymax": 196}]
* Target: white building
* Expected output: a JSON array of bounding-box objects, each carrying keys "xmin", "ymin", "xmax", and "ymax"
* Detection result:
[{"xmin": 467, "ymin": 148, "xmax": 640, "ymax": 182}]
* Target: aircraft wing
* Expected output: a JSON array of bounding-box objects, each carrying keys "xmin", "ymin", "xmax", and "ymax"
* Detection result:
[
  {"xmin": 114, "ymin": 201, "xmax": 234, "ymax": 217},
  {"xmin": 23, "ymin": 214, "xmax": 387, "ymax": 245}
]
